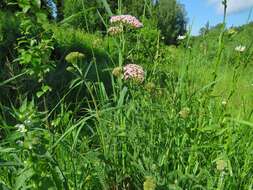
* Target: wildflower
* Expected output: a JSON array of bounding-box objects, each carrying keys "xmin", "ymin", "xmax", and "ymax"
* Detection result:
[
  {"xmin": 177, "ymin": 35, "xmax": 186, "ymax": 40},
  {"xmin": 179, "ymin": 107, "xmax": 190, "ymax": 119},
  {"xmin": 221, "ymin": 100, "xmax": 227, "ymax": 106},
  {"xmin": 24, "ymin": 119, "xmax": 32, "ymax": 127},
  {"xmin": 16, "ymin": 124, "xmax": 27, "ymax": 133},
  {"xmin": 112, "ymin": 66, "xmax": 123, "ymax": 77},
  {"xmin": 143, "ymin": 176, "xmax": 156, "ymax": 190},
  {"xmin": 110, "ymin": 15, "xmax": 143, "ymax": 29},
  {"xmin": 16, "ymin": 140, "xmax": 24, "ymax": 146},
  {"xmin": 123, "ymin": 64, "xmax": 145, "ymax": 83},
  {"xmin": 65, "ymin": 52, "xmax": 85, "ymax": 63},
  {"xmin": 235, "ymin": 45, "xmax": 246, "ymax": 52},
  {"xmin": 227, "ymin": 28, "xmax": 237, "ymax": 35},
  {"xmin": 92, "ymin": 39, "xmax": 102, "ymax": 48},
  {"xmin": 108, "ymin": 26, "xmax": 123, "ymax": 35},
  {"xmin": 216, "ymin": 160, "xmax": 227, "ymax": 171},
  {"xmin": 145, "ymin": 82, "xmax": 156, "ymax": 93}
]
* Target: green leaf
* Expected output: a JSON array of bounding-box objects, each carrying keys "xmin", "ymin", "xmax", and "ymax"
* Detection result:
[
  {"xmin": 36, "ymin": 91, "xmax": 44, "ymax": 98},
  {"xmin": 34, "ymin": 0, "xmax": 41, "ymax": 9},
  {"xmin": 37, "ymin": 85, "xmax": 52, "ymax": 98},
  {"xmin": 15, "ymin": 168, "xmax": 35, "ymax": 190},
  {"xmin": 36, "ymin": 12, "xmax": 47, "ymax": 23},
  {"xmin": 42, "ymin": 85, "xmax": 52, "ymax": 93},
  {"xmin": 100, "ymin": 0, "xmax": 113, "ymax": 16},
  {"xmin": 0, "ymin": 147, "xmax": 16, "ymax": 153},
  {"xmin": 117, "ymin": 86, "xmax": 128, "ymax": 107}
]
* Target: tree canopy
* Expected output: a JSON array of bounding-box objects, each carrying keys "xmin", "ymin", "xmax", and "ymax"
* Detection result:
[{"xmin": 60, "ymin": 0, "xmax": 187, "ymax": 44}]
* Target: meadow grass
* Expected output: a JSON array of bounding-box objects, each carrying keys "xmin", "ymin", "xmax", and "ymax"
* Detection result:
[{"xmin": 0, "ymin": 2, "xmax": 253, "ymax": 190}]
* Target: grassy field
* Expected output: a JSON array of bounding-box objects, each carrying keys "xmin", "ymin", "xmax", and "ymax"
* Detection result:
[{"xmin": 0, "ymin": 2, "xmax": 253, "ymax": 190}]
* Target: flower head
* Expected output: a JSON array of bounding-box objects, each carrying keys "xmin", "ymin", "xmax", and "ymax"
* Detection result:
[
  {"xmin": 179, "ymin": 107, "xmax": 190, "ymax": 119},
  {"xmin": 16, "ymin": 124, "xmax": 27, "ymax": 133},
  {"xmin": 221, "ymin": 100, "xmax": 227, "ymax": 106},
  {"xmin": 65, "ymin": 52, "xmax": 85, "ymax": 63},
  {"xmin": 110, "ymin": 15, "xmax": 143, "ymax": 29},
  {"xmin": 123, "ymin": 64, "xmax": 145, "ymax": 83},
  {"xmin": 227, "ymin": 28, "xmax": 237, "ymax": 36},
  {"xmin": 108, "ymin": 26, "xmax": 123, "ymax": 35},
  {"xmin": 216, "ymin": 159, "xmax": 227, "ymax": 171},
  {"xmin": 143, "ymin": 176, "xmax": 156, "ymax": 190},
  {"xmin": 112, "ymin": 66, "xmax": 123, "ymax": 77},
  {"xmin": 145, "ymin": 82, "xmax": 156, "ymax": 93},
  {"xmin": 16, "ymin": 140, "xmax": 24, "ymax": 146},
  {"xmin": 235, "ymin": 45, "xmax": 246, "ymax": 52},
  {"xmin": 177, "ymin": 35, "xmax": 186, "ymax": 40}
]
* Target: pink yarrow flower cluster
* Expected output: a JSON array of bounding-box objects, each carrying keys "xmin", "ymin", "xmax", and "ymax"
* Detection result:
[
  {"xmin": 110, "ymin": 15, "xmax": 143, "ymax": 29},
  {"xmin": 108, "ymin": 26, "xmax": 123, "ymax": 35},
  {"xmin": 123, "ymin": 64, "xmax": 144, "ymax": 83}
]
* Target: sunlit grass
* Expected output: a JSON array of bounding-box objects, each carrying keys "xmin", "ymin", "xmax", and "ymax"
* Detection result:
[{"xmin": 0, "ymin": 1, "xmax": 253, "ymax": 189}]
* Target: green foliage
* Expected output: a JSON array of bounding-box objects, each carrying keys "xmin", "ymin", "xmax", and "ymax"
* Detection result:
[
  {"xmin": 0, "ymin": 11, "xmax": 19, "ymax": 64},
  {"xmin": 62, "ymin": 0, "xmax": 105, "ymax": 32},
  {"xmin": 0, "ymin": 1, "xmax": 253, "ymax": 190},
  {"xmin": 157, "ymin": 0, "xmax": 187, "ymax": 44},
  {"xmin": 60, "ymin": 0, "xmax": 187, "ymax": 45}
]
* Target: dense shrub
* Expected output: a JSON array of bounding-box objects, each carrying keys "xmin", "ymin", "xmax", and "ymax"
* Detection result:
[{"xmin": 0, "ymin": 11, "xmax": 19, "ymax": 64}]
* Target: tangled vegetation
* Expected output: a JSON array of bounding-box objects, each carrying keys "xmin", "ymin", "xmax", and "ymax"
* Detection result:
[{"xmin": 0, "ymin": 0, "xmax": 252, "ymax": 189}]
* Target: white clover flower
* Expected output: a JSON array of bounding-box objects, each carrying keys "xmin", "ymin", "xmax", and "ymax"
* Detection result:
[
  {"xmin": 235, "ymin": 45, "xmax": 246, "ymax": 52},
  {"xmin": 110, "ymin": 15, "xmax": 143, "ymax": 29},
  {"xmin": 177, "ymin": 35, "xmax": 186, "ymax": 40},
  {"xmin": 15, "ymin": 124, "xmax": 27, "ymax": 133}
]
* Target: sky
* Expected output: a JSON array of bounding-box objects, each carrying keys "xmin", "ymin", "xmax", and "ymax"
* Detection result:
[{"xmin": 179, "ymin": 0, "xmax": 253, "ymax": 35}]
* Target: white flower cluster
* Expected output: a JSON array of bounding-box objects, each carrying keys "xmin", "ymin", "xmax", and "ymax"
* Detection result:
[{"xmin": 235, "ymin": 45, "xmax": 246, "ymax": 52}]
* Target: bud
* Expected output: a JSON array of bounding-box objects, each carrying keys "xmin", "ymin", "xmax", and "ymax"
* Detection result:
[
  {"xmin": 112, "ymin": 67, "xmax": 123, "ymax": 78},
  {"xmin": 221, "ymin": 100, "xmax": 227, "ymax": 106},
  {"xmin": 179, "ymin": 107, "xmax": 190, "ymax": 119},
  {"xmin": 143, "ymin": 176, "xmax": 156, "ymax": 190},
  {"xmin": 65, "ymin": 52, "xmax": 85, "ymax": 63},
  {"xmin": 145, "ymin": 82, "xmax": 156, "ymax": 93},
  {"xmin": 216, "ymin": 160, "xmax": 227, "ymax": 171}
]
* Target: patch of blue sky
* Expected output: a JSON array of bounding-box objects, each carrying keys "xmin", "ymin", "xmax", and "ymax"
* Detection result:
[{"xmin": 179, "ymin": 0, "xmax": 253, "ymax": 35}]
